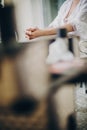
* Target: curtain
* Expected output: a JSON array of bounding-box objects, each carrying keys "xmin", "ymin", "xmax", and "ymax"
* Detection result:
[{"xmin": 13, "ymin": 0, "xmax": 44, "ymax": 42}]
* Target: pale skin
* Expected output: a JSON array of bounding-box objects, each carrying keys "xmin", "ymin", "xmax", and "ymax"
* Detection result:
[{"xmin": 25, "ymin": 0, "xmax": 80, "ymax": 40}]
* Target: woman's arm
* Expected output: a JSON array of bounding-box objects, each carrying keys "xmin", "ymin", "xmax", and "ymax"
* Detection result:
[
  {"xmin": 25, "ymin": 27, "xmax": 57, "ymax": 39},
  {"xmin": 25, "ymin": 24, "xmax": 74, "ymax": 39}
]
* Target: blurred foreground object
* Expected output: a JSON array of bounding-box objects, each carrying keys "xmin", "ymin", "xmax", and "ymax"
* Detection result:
[
  {"xmin": 0, "ymin": 39, "xmax": 50, "ymax": 129},
  {"xmin": 0, "ymin": 36, "xmax": 87, "ymax": 130},
  {"xmin": 0, "ymin": 0, "xmax": 17, "ymax": 45}
]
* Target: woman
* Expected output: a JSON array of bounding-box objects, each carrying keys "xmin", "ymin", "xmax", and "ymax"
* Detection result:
[{"xmin": 25, "ymin": 0, "xmax": 87, "ymax": 57}]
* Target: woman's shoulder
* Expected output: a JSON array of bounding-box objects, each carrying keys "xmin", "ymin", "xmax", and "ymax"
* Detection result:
[
  {"xmin": 81, "ymin": 0, "xmax": 87, "ymax": 3},
  {"xmin": 80, "ymin": 0, "xmax": 87, "ymax": 5},
  {"xmin": 80, "ymin": 0, "xmax": 87, "ymax": 10}
]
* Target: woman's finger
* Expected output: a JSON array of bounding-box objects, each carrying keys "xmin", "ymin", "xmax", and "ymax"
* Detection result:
[
  {"xmin": 25, "ymin": 30, "xmax": 32, "ymax": 35},
  {"xmin": 26, "ymin": 27, "xmax": 39, "ymax": 32},
  {"xmin": 25, "ymin": 34, "xmax": 30, "ymax": 39}
]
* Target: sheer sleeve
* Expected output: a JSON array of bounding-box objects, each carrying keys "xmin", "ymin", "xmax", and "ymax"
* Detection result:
[
  {"xmin": 70, "ymin": 0, "xmax": 87, "ymax": 40},
  {"xmin": 49, "ymin": 0, "xmax": 69, "ymax": 28},
  {"xmin": 48, "ymin": 15, "xmax": 61, "ymax": 28}
]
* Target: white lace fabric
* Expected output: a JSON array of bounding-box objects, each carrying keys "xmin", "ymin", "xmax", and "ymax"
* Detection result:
[
  {"xmin": 49, "ymin": 0, "xmax": 87, "ymax": 42},
  {"xmin": 48, "ymin": 0, "xmax": 87, "ymax": 59},
  {"xmin": 46, "ymin": 38, "xmax": 74, "ymax": 64}
]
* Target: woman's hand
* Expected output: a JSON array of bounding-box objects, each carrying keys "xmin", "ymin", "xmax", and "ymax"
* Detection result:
[
  {"xmin": 25, "ymin": 27, "xmax": 57, "ymax": 40},
  {"xmin": 25, "ymin": 27, "xmax": 44, "ymax": 39}
]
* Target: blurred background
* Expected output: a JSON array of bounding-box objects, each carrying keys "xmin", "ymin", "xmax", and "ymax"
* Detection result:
[
  {"xmin": 11, "ymin": 0, "xmax": 65, "ymax": 41},
  {"xmin": 0, "ymin": 0, "xmax": 66, "ymax": 42}
]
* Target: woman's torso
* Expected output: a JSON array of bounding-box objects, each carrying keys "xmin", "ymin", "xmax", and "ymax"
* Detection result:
[{"xmin": 59, "ymin": 0, "xmax": 82, "ymax": 26}]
